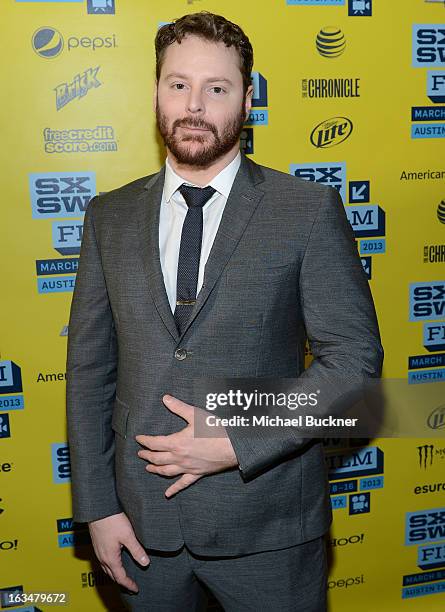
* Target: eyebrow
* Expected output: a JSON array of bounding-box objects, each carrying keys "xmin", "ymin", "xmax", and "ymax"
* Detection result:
[{"xmin": 164, "ymin": 73, "xmax": 234, "ymax": 85}]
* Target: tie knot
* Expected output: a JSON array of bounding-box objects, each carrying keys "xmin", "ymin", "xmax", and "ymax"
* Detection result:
[{"xmin": 179, "ymin": 184, "xmax": 216, "ymax": 209}]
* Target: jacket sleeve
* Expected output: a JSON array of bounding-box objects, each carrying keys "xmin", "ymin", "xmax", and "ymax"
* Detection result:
[
  {"xmin": 225, "ymin": 185, "xmax": 384, "ymax": 480},
  {"xmin": 66, "ymin": 196, "xmax": 123, "ymax": 523}
]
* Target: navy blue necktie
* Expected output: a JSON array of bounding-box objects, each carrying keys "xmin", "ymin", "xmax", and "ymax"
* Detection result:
[{"xmin": 174, "ymin": 184, "xmax": 216, "ymax": 335}]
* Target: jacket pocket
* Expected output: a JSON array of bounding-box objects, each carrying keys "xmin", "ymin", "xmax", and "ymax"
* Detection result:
[{"xmin": 111, "ymin": 396, "xmax": 130, "ymax": 439}]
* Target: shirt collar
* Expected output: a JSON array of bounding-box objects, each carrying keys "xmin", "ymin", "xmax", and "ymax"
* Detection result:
[{"xmin": 164, "ymin": 151, "xmax": 241, "ymax": 203}]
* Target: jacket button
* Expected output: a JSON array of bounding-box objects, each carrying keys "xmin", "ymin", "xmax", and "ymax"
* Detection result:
[{"xmin": 174, "ymin": 348, "xmax": 187, "ymax": 361}]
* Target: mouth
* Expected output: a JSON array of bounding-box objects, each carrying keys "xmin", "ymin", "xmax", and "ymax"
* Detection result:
[{"xmin": 179, "ymin": 126, "xmax": 210, "ymax": 133}]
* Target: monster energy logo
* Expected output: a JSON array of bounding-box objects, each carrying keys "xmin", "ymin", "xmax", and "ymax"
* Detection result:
[{"xmin": 418, "ymin": 444, "xmax": 434, "ymax": 469}]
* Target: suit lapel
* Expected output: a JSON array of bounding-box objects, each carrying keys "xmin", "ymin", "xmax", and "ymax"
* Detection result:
[
  {"xmin": 178, "ymin": 154, "xmax": 265, "ymax": 340},
  {"xmin": 136, "ymin": 167, "xmax": 180, "ymax": 342}
]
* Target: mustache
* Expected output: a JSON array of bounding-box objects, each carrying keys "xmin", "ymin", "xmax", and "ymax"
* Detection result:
[{"xmin": 172, "ymin": 117, "xmax": 217, "ymax": 135}]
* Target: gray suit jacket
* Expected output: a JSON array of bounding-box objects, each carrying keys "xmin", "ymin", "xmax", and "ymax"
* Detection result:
[{"xmin": 66, "ymin": 154, "xmax": 383, "ymax": 555}]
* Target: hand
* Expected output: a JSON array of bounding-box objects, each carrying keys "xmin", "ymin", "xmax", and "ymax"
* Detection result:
[
  {"xmin": 88, "ymin": 512, "xmax": 149, "ymax": 593},
  {"xmin": 136, "ymin": 394, "xmax": 238, "ymax": 498}
]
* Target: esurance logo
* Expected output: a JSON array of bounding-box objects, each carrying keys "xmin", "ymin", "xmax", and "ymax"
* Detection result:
[
  {"xmin": 29, "ymin": 172, "xmax": 95, "ymax": 219},
  {"xmin": 310, "ymin": 117, "xmax": 353, "ymax": 147},
  {"xmin": 409, "ymin": 281, "xmax": 445, "ymax": 321},
  {"xmin": 405, "ymin": 507, "xmax": 445, "ymax": 545},
  {"xmin": 289, "ymin": 162, "xmax": 346, "ymax": 202},
  {"xmin": 413, "ymin": 25, "xmax": 445, "ymax": 67},
  {"xmin": 32, "ymin": 26, "xmax": 117, "ymax": 59}
]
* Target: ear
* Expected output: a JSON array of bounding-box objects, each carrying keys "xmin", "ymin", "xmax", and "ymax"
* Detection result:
[
  {"xmin": 244, "ymin": 84, "xmax": 253, "ymax": 121},
  {"xmin": 153, "ymin": 80, "xmax": 158, "ymax": 114}
]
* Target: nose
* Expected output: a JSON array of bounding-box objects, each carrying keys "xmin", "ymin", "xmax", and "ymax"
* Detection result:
[{"xmin": 186, "ymin": 86, "xmax": 204, "ymax": 114}]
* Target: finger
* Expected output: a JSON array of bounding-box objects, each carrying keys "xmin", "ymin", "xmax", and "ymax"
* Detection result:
[
  {"xmin": 124, "ymin": 536, "xmax": 150, "ymax": 567},
  {"xmin": 100, "ymin": 563, "xmax": 114, "ymax": 581},
  {"xmin": 165, "ymin": 474, "xmax": 201, "ymax": 498},
  {"xmin": 137, "ymin": 450, "xmax": 175, "ymax": 465},
  {"xmin": 109, "ymin": 558, "xmax": 140, "ymax": 593},
  {"xmin": 146, "ymin": 463, "xmax": 183, "ymax": 476},
  {"xmin": 162, "ymin": 394, "xmax": 194, "ymax": 422},
  {"xmin": 135, "ymin": 434, "xmax": 172, "ymax": 451}
]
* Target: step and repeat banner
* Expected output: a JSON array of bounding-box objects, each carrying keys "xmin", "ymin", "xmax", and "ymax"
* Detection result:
[{"xmin": 1, "ymin": 0, "xmax": 445, "ymax": 610}]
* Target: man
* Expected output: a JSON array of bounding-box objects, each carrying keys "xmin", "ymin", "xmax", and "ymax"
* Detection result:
[{"xmin": 66, "ymin": 11, "xmax": 383, "ymax": 612}]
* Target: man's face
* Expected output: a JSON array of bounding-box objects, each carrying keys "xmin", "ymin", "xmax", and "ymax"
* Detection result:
[{"xmin": 155, "ymin": 35, "xmax": 252, "ymax": 167}]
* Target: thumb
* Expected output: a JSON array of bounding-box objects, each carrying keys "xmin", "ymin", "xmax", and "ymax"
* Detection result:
[
  {"xmin": 162, "ymin": 394, "xmax": 194, "ymax": 422},
  {"xmin": 124, "ymin": 534, "xmax": 150, "ymax": 566}
]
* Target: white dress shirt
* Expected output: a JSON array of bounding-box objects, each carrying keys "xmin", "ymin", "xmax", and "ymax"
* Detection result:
[{"xmin": 159, "ymin": 151, "xmax": 241, "ymax": 313}]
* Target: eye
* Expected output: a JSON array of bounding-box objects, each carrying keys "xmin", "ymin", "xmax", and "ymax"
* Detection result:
[
  {"xmin": 209, "ymin": 86, "xmax": 225, "ymax": 95},
  {"xmin": 172, "ymin": 83, "xmax": 186, "ymax": 90}
]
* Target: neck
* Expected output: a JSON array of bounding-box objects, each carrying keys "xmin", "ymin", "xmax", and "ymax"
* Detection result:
[{"xmin": 167, "ymin": 145, "xmax": 239, "ymax": 186}]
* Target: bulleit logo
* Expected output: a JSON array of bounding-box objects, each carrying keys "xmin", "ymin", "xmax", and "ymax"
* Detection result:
[
  {"xmin": 316, "ymin": 27, "xmax": 346, "ymax": 58},
  {"xmin": 32, "ymin": 27, "xmax": 64, "ymax": 59},
  {"xmin": 310, "ymin": 117, "xmax": 353, "ymax": 147}
]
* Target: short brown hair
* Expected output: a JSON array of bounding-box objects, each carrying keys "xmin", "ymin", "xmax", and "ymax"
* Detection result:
[{"xmin": 155, "ymin": 12, "xmax": 254, "ymax": 95}]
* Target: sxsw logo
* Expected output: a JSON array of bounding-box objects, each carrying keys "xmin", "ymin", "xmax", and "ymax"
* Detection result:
[
  {"xmin": 240, "ymin": 128, "xmax": 254, "ymax": 155},
  {"xmin": 57, "ymin": 517, "xmax": 90, "ymax": 547},
  {"xmin": 245, "ymin": 72, "xmax": 268, "ymax": 126},
  {"xmin": 344, "ymin": 205, "xmax": 386, "ymax": 237},
  {"xmin": 409, "ymin": 281, "xmax": 445, "ymax": 321},
  {"xmin": 428, "ymin": 71, "xmax": 445, "ymax": 103},
  {"xmin": 424, "ymin": 322, "xmax": 445, "ymax": 351},
  {"xmin": 87, "ymin": 0, "xmax": 115, "ymax": 13},
  {"xmin": 348, "ymin": 0, "xmax": 372, "ymax": 16},
  {"xmin": 413, "ymin": 25, "xmax": 445, "ymax": 67},
  {"xmin": 289, "ymin": 162, "xmax": 346, "ymax": 203},
  {"xmin": 325, "ymin": 446, "xmax": 384, "ymax": 480},
  {"xmin": 0, "ymin": 361, "xmax": 23, "ymax": 395},
  {"xmin": 52, "ymin": 443, "xmax": 71, "ymax": 483},
  {"xmin": 0, "ymin": 414, "xmax": 11, "ymax": 439},
  {"xmin": 405, "ymin": 507, "xmax": 445, "ymax": 545},
  {"xmin": 251, "ymin": 72, "xmax": 267, "ymax": 107},
  {"xmin": 0, "ymin": 585, "xmax": 24, "ymax": 608},
  {"xmin": 29, "ymin": 172, "xmax": 95, "ymax": 219},
  {"xmin": 52, "ymin": 221, "xmax": 84, "ymax": 254},
  {"xmin": 349, "ymin": 181, "xmax": 370, "ymax": 203}
]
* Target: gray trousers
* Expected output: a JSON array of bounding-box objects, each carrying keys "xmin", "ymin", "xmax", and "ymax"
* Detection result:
[{"xmin": 119, "ymin": 536, "xmax": 327, "ymax": 611}]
